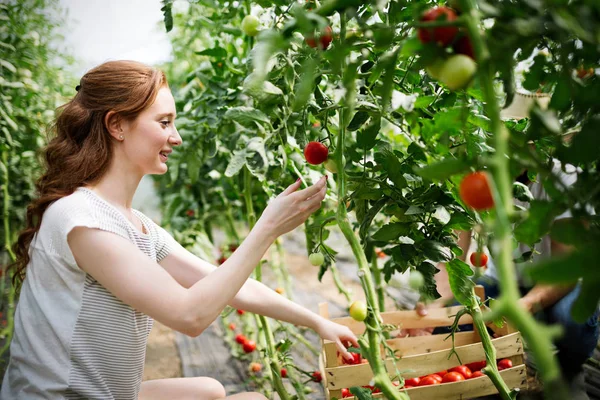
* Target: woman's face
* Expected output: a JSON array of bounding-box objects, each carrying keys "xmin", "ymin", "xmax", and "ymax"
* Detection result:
[{"xmin": 121, "ymin": 87, "xmax": 182, "ymax": 176}]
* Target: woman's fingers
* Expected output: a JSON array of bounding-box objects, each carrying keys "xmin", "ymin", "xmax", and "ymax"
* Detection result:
[
  {"xmin": 293, "ymin": 176, "xmax": 327, "ymax": 200},
  {"xmin": 279, "ymin": 178, "xmax": 302, "ymax": 197}
]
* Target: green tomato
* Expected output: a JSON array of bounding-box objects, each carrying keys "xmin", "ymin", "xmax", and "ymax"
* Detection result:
[
  {"xmin": 438, "ymin": 54, "xmax": 477, "ymax": 91},
  {"xmin": 349, "ymin": 301, "xmax": 368, "ymax": 322},
  {"xmin": 324, "ymin": 159, "xmax": 337, "ymax": 173},
  {"xmin": 408, "ymin": 270, "xmax": 425, "ymax": 290},
  {"xmin": 308, "ymin": 252, "xmax": 325, "ymax": 266},
  {"xmin": 425, "ymin": 58, "xmax": 445, "ymax": 80},
  {"xmin": 241, "ymin": 15, "xmax": 260, "ymax": 37}
]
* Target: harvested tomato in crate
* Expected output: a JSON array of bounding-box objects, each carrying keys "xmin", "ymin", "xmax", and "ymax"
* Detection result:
[{"xmin": 317, "ymin": 287, "xmax": 534, "ymax": 400}]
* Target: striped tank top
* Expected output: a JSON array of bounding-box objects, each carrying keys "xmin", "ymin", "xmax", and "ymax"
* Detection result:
[{"xmin": 1, "ymin": 187, "xmax": 177, "ymax": 399}]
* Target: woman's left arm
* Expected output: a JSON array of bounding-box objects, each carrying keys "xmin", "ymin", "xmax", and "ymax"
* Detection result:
[{"xmin": 160, "ymin": 241, "xmax": 358, "ymax": 359}]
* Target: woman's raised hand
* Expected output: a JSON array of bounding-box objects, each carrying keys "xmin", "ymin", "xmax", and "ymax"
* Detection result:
[{"xmin": 257, "ymin": 177, "xmax": 327, "ymax": 239}]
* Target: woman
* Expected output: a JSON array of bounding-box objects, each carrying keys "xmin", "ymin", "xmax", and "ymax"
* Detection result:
[{"xmin": 1, "ymin": 60, "xmax": 358, "ymax": 400}]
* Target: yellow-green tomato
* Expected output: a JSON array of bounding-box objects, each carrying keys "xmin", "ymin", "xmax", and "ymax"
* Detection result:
[
  {"xmin": 309, "ymin": 252, "xmax": 325, "ymax": 266},
  {"xmin": 408, "ymin": 270, "xmax": 425, "ymax": 290},
  {"xmin": 241, "ymin": 15, "xmax": 260, "ymax": 37},
  {"xmin": 438, "ymin": 54, "xmax": 477, "ymax": 91},
  {"xmin": 425, "ymin": 58, "xmax": 445, "ymax": 80},
  {"xmin": 324, "ymin": 158, "xmax": 338, "ymax": 173},
  {"xmin": 349, "ymin": 300, "xmax": 368, "ymax": 322}
]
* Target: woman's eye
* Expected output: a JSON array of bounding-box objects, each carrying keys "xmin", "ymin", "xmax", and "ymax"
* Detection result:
[{"xmin": 161, "ymin": 120, "xmax": 170, "ymax": 127}]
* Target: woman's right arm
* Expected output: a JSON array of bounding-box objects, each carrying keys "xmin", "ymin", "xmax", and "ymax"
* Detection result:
[{"xmin": 67, "ymin": 177, "xmax": 327, "ymax": 337}]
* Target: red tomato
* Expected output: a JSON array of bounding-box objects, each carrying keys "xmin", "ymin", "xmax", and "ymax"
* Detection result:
[
  {"xmin": 459, "ymin": 172, "xmax": 494, "ymax": 210},
  {"xmin": 186, "ymin": 209, "xmax": 195, "ymax": 217},
  {"xmin": 442, "ymin": 371, "xmax": 465, "ymax": 383},
  {"xmin": 453, "ymin": 34, "xmax": 474, "ymax": 59},
  {"xmin": 303, "ymin": 141, "xmax": 329, "ymax": 165},
  {"xmin": 577, "ymin": 67, "xmax": 595, "ymax": 79},
  {"xmin": 341, "ymin": 388, "xmax": 351, "ymax": 398},
  {"xmin": 418, "ymin": 6, "xmax": 459, "ymax": 47},
  {"xmin": 418, "ymin": 376, "xmax": 440, "ymax": 386},
  {"xmin": 405, "ymin": 377, "xmax": 420, "ymax": 387},
  {"xmin": 218, "ymin": 256, "xmax": 227, "ymax": 265},
  {"xmin": 404, "ymin": 385, "xmax": 414, "ymax": 389},
  {"xmin": 341, "ymin": 352, "xmax": 362, "ymax": 365},
  {"xmin": 497, "ymin": 359, "xmax": 513, "ymax": 370},
  {"xmin": 236, "ymin": 309, "xmax": 245, "ymax": 315},
  {"xmin": 235, "ymin": 334, "xmax": 247, "ymax": 344},
  {"xmin": 449, "ymin": 365, "xmax": 472, "ymax": 379},
  {"xmin": 470, "ymin": 371, "xmax": 485, "ymax": 379},
  {"xmin": 228, "ymin": 323, "xmax": 236, "ymax": 331},
  {"xmin": 312, "ymin": 371, "xmax": 322, "ymax": 382},
  {"xmin": 280, "ymin": 368, "xmax": 287, "ymax": 378},
  {"xmin": 305, "ymin": 26, "xmax": 333, "ymax": 50},
  {"xmin": 469, "ymin": 252, "xmax": 489, "ymax": 268},
  {"xmin": 436, "ymin": 370, "xmax": 448, "ymax": 377},
  {"xmin": 243, "ymin": 340, "xmax": 256, "ymax": 353},
  {"xmin": 466, "ymin": 360, "xmax": 486, "ymax": 371}
]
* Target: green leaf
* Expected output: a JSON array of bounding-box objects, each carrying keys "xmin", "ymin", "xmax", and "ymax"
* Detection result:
[
  {"xmin": 556, "ymin": 116, "xmax": 600, "ymax": 165},
  {"xmin": 292, "ymin": 57, "xmax": 318, "ymax": 111},
  {"xmin": 420, "ymin": 240, "xmax": 452, "ymax": 262},
  {"xmin": 550, "ymin": 219, "xmax": 591, "ymax": 247},
  {"xmin": 446, "ymin": 259, "xmax": 475, "ymax": 307},
  {"xmin": 513, "ymin": 182, "xmax": 534, "ymax": 202},
  {"xmin": 0, "ymin": 59, "xmax": 16, "ymax": 73},
  {"xmin": 417, "ymin": 261, "xmax": 441, "ymax": 300},
  {"xmin": 414, "ymin": 158, "xmax": 471, "ymax": 181},
  {"xmin": 372, "ymin": 223, "xmax": 411, "ymax": 241},
  {"xmin": 224, "ymin": 107, "xmax": 270, "ymax": 125},
  {"xmin": 526, "ymin": 247, "xmax": 600, "ymax": 284},
  {"xmin": 349, "ymin": 386, "xmax": 374, "ymax": 400},
  {"xmin": 195, "ymin": 47, "xmax": 228, "ymax": 59},
  {"xmin": 359, "ymin": 198, "xmax": 389, "ymax": 240},
  {"xmin": 348, "ymin": 111, "xmax": 370, "ymax": 131},
  {"xmin": 161, "ymin": 1, "xmax": 173, "ymax": 32},
  {"xmin": 414, "ymin": 95, "xmax": 435, "ymax": 109},
  {"xmin": 357, "ymin": 118, "xmax": 381, "ymax": 151},
  {"xmin": 225, "ymin": 149, "xmax": 248, "ymax": 177},
  {"xmin": 514, "ymin": 201, "xmax": 559, "ymax": 247},
  {"xmin": 187, "ymin": 153, "xmax": 200, "ymax": 183},
  {"xmin": 384, "ymin": 150, "xmax": 407, "ymax": 189}
]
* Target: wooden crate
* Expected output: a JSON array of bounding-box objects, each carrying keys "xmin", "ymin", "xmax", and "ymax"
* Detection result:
[{"xmin": 318, "ymin": 287, "xmax": 530, "ymax": 399}]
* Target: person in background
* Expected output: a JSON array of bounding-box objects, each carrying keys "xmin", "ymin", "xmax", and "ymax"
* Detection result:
[{"xmin": 1, "ymin": 60, "xmax": 358, "ymax": 400}]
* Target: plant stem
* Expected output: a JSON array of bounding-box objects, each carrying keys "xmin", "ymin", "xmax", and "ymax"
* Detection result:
[
  {"xmin": 470, "ymin": 296, "xmax": 513, "ymax": 400},
  {"xmin": 459, "ymin": 1, "xmax": 567, "ymax": 398},
  {"xmin": 371, "ymin": 250, "xmax": 385, "ymax": 312},
  {"xmin": 243, "ymin": 167, "xmax": 290, "ymax": 400},
  {"xmin": 335, "ymin": 48, "xmax": 402, "ymax": 399}
]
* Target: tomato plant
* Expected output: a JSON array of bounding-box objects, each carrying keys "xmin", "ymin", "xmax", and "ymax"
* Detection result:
[
  {"xmin": 418, "ymin": 6, "xmax": 459, "ymax": 47},
  {"xmin": 241, "ymin": 15, "xmax": 260, "ymax": 37},
  {"xmin": 155, "ymin": 0, "xmax": 600, "ymax": 398}
]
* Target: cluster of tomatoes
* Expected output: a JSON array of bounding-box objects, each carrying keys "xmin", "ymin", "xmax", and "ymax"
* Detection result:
[
  {"xmin": 234, "ymin": 331, "xmax": 257, "ymax": 354},
  {"xmin": 418, "ymin": 5, "xmax": 477, "ymax": 91},
  {"xmin": 336, "ymin": 358, "xmax": 512, "ymax": 397},
  {"xmin": 402, "ymin": 358, "xmax": 513, "ymax": 389}
]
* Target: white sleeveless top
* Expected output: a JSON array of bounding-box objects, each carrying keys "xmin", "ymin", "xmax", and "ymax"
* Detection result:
[{"xmin": 1, "ymin": 187, "xmax": 178, "ymax": 399}]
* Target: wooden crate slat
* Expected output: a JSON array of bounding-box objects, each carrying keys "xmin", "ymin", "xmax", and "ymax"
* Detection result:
[
  {"xmin": 326, "ymin": 332, "xmax": 523, "ymax": 389},
  {"xmin": 367, "ymin": 366, "xmax": 528, "ymax": 400},
  {"xmin": 331, "ymin": 306, "xmax": 474, "ymax": 334}
]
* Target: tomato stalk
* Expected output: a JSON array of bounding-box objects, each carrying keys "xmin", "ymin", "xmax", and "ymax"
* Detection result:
[
  {"xmin": 243, "ymin": 167, "xmax": 291, "ymax": 400},
  {"xmin": 458, "ymin": 1, "xmax": 568, "ymax": 398},
  {"xmin": 371, "ymin": 249, "xmax": 385, "ymax": 312},
  {"xmin": 0, "ymin": 151, "xmax": 16, "ymax": 356},
  {"xmin": 470, "ymin": 294, "xmax": 513, "ymax": 400},
  {"xmin": 333, "ymin": 25, "xmax": 402, "ymax": 395}
]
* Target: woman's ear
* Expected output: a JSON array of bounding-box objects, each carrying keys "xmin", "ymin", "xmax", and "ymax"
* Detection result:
[{"xmin": 104, "ymin": 111, "xmax": 123, "ymax": 140}]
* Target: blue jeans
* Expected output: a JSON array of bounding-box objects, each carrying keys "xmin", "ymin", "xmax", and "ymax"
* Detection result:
[{"xmin": 435, "ymin": 277, "xmax": 599, "ymax": 381}]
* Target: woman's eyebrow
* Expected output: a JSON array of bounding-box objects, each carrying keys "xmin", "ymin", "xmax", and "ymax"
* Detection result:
[{"xmin": 157, "ymin": 112, "xmax": 177, "ymax": 118}]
